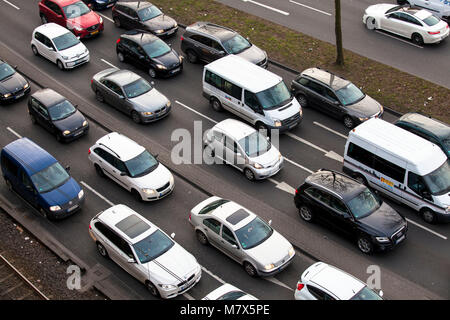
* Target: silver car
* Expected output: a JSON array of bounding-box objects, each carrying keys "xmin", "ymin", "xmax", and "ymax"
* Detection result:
[
  {"xmin": 204, "ymin": 119, "xmax": 284, "ymax": 181},
  {"xmin": 189, "ymin": 196, "xmax": 295, "ymax": 277},
  {"xmin": 91, "ymin": 68, "xmax": 171, "ymax": 123}
]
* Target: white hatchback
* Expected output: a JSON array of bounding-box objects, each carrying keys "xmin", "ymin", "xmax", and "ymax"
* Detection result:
[
  {"xmin": 88, "ymin": 132, "xmax": 174, "ymax": 201},
  {"xmin": 31, "ymin": 22, "xmax": 90, "ymax": 70}
]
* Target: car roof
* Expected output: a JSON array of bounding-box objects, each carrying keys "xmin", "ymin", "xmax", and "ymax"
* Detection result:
[
  {"xmin": 32, "ymin": 88, "xmax": 66, "ymax": 107},
  {"xmin": 214, "ymin": 119, "xmax": 257, "ymax": 141},
  {"xmin": 205, "ymin": 55, "xmax": 282, "ymax": 93},
  {"xmin": 305, "ymin": 170, "xmax": 366, "ymax": 202},
  {"xmin": 97, "ymin": 204, "xmax": 156, "ymax": 244},
  {"xmin": 104, "ymin": 69, "xmax": 142, "ymax": 87},
  {"xmin": 50, "ymin": 0, "xmax": 78, "ymax": 6},
  {"xmin": 211, "ymin": 201, "xmax": 256, "ymax": 231},
  {"xmin": 301, "ymin": 67, "xmax": 350, "ymax": 91},
  {"xmin": 34, "ymin": 22, "xmax": 71, "ymax": 38},
  {"xmin": 397, "ymin": 113, "xmax": 450, "ymax": 140},
  {"xmin": 2, "ymin": 138, "xmax": 57, "ymax": 175},
  {"xmin": 117, "ymin": 1, "xmax": 153, "ymax": 9},
  {"xmin": 95, "ymin": 132, "xmax": 145, "ymax": 162},
  {"xmin": 187, "ymin": 22, "xmax": 236, "ymax": 41},
  {"xmin": 122, "ymin": 31, "xmax": 159, "ymax": 45},
  {"xmin": 309, "ymin": 264, "xmax": 365, "ymax": 300}
]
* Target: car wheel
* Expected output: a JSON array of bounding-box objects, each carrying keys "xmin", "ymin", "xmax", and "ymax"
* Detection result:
[
  {"xmin": 132, "ymin": 189, "xmax": 143, "ymax": 202},
  {"xmin": 196, "ymin": 230, "xmax": 209, "ymax": 245},
  {"xmin": 31, "ymin": 45, "xmax": 39, "ymax": 56},
  {"xmin": 296, "ymin": 93, "xmax": 308, "ymax": 108},
  {"xmin": 39, "ymin": 208, "xmax": 48, "ymax": 219},
  {"xmin": 357, "ymin": 236, "xmax": 374, "ymax": 254},
  {"xmin": 145, "ymin": 281, "xmax": 160, "ymax": 297},
  {"xmin": 244, "ymin": 168, "xmax": 255, "ymax": 181},
  {"xmin": 186, "ymin": 49, "xmax": 198, "ymax": 63},
  {"xmin": 95, "ymin": 90, "xmax": 104, "ymax": 102},
  {"xmin": 148, "ymin": 68, "xmax": 157, "ymax": 78},
  {"xmin": 29, "ymin": 113, "xmax": 37, "ymax": 124},
  {"xmin": 117, "ymin": 52, "xmax": 125, "ymax": 62},
  {"xmin": 56, "ymin": 133, "xmax": 64, "ymax": 143},
  {"xmin": 57, "ymin": 60, "xmax": 65, "ymax": 71},
  {"xmin": 40, "ymin": 14, "xmax": 48, "ymax": 24},
  {"xmin": 243, "ymin": 262, "xmax": 257, "ymax": 277},
  {"xmin": 421, "ymin": 209, "xmax": 436, "ymax": 224},
  {"xmin": 299, "ymin": 205, "xmax": 314, "ymax": 222},
  {"xmin": 113, "ymin": 17, "xmax": 121, "ymax": 28},
  {"xmin": 365, "ymin": 17, "xmax": 377, "ymax": 30},
  {"xmin": 96, "ymin": 242, "xmax": 108, "ymax": 258},
  {"xmin": 411, "ymin": 33, "xmax": 424, "ymax": 46},
  {"xmin": 5, "ymin": 178, "xmax": 12, "ymax": 191},
  {"xmin": 131, "ymin": 111, "xmax": 141, "ymax": 124},
  {"xmin": 343, "ymin": 115, "xmax": 355, "ymax": 129},
  {"xmin": 210, "ymin": 98, "xmax": 222, "ymax": 112},
  {"xmin": 94, "ymin": 164, "xmax": 105, "ymax": 177}
]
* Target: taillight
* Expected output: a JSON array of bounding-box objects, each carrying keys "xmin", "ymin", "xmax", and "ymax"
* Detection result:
[
  {"xmin": 88, "ymin": 148, "xmax": 91, "ymax": 155},
  {"xmin": 189, "ymin": 213, "xmax": 191, "ymax": 221},
  {"xmin": 180, "ymin": 36, "xmax": 184, "ymax": 41},
  {"xmin": 428, "ymin": 31, "xmax": 440, "ymax": 35},
  {"xmin": 297, "ymin": 283, "xmax": 304, "ymax": 291},
  {"xmin": 89, "ymin": 224, "xmax": 92, "ymax": 230},
  {"xmin": 116, "ymin": 38, "xmax": 121, "ymax": 44},
  {"xmin": 90, "ymin": 79, "xmax": 93, "ymax": 84},
  {"xmin": 295, "ymin": 189, "xmax": 298, "ymax": 195}
]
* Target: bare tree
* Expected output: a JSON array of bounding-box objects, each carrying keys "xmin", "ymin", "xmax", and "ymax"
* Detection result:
[{"xmin": 335, "ymin": 0, "xmax": 344, "ymax": 66}]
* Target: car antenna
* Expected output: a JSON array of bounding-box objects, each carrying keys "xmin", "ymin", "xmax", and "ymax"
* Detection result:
[{"xmin": 137, "ymin": 1, "xmax": 140, "ymax": 8}]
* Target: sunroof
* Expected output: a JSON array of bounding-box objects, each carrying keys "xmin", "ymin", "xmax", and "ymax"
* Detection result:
[
  {"xmin": 226, "ymin": 209, "xmax": 250, "ymax": 225},
  {"xmin": 115, "ymin": 214, "xmax": 150, "ymax": 239}
]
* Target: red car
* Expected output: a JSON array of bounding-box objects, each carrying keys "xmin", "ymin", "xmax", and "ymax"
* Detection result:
[{"xmin": 39, "ymin": 0, "xmax": 104, "ymax": 38}]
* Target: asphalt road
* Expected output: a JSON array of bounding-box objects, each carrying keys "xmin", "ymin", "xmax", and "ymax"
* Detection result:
[
  {"xmin": 216, "ymin": 0, "xmax": 450, "ymax": 89},
  {"xmin": 0, "ymin": 0, "xmax": 449, "ymax": 300}
]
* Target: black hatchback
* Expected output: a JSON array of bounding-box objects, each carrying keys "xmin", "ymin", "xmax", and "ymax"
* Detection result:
[
  {"xmin": 294, "ymin": 169, "xmax": 407, "ymax": 254},
  {"xmin": 28, "ymin": 88, "xmax": 89, "ymax": 142},
  {"xmin": 116, "ymin": 31, "xmax": 183, "ymax": 78}
]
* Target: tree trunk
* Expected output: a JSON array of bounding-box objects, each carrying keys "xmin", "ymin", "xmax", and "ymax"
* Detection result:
[{"xmin": 335, "ymin": 0, "xmax": 344, "ymax": 66}]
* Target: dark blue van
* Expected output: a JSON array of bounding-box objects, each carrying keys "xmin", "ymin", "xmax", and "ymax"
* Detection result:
[{"xmin": 1, "ymin": 138, "xmax": 85, "ymax": 220}]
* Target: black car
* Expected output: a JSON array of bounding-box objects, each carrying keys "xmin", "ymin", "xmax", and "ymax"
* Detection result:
[
  {"xmin": 82, "ymin": 0, "xmax": 117, "ymax": 10},
  {"xmin": 28, "ymin": 88, "xmax": 89, "ymax": 142},
  {"xmin": 290, "ymin": 68, "xmax": 383, "ymax": 128},
  {"xmin": 294, "ymin": 169, "xmax": 407, "ymax": 254},
  {"xmin": 0, "ymin": 60, "xmax": 31, "ymax": 104},
  {"xmin": 180, "ymin": 21, "xmax": 267, "ymax": 67},
  {"xmin": 394, "ymin": 112, "xmax": 450, "ymax": 158},
  {"xmin": 112, "ymin": 1, "xmax": 178, "ymax": 37},
  {"xmin": 116, "ymin": 31, "xmax": 183, "ymax": 78}
]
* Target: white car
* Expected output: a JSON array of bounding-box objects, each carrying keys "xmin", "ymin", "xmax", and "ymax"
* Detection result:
[
  {"xmin": 88, "ymin": 132, "xmax": 174, "ymax": 201},
  {"xmin": 89, "ymin": 204, "xmax": 201, "ymax": 298},
  {"xmin": 294, "ymin": 262, "xmax": 383, "ymax": 300},
  {"xmin": 363, "ymin": 4, "xmax": 449, "ymax": 44},
  {"xmin": 189, "ymin": 196, "xmax": 295, "ymax": 277},
  {"xmin": 202, "ymin": 283, "xmax": 258, "ymax": 300},
  {"xmin": 31, "ymin": 23, "xmax": 90, "ymax": 70}
]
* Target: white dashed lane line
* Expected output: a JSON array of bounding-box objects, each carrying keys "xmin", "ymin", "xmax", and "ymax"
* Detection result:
[
  {"xmin": 313, "ymin": 121, "xmax": 348, "ymax": 139},
  {"xmin": 288, "ymin": 0, "xmax": 331, "ymax": 16},
  {"xmin": 100, "ymin": 59, "xmax": 118, "ymax": 69},
  {"xmin": 2, "ymin": 0, "xmax": 19, "ymax": 10},
  {"xmin": 6, "ymin": 127, "xmax": 22, "ymax": 139},
  {"xmin": 97, "ymin": 12, "xmax": 114, "ymax": 23},
  {"xmin": 242, "ymin": 0, "xmax": 290, "ymax": 16}
]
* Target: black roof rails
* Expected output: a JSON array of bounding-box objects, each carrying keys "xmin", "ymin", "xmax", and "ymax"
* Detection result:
[{"xmin": 99, "ymin": 143, "xmax": 121, "ymax": 159}]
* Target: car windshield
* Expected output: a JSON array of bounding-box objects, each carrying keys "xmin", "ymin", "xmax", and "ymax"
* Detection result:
[
  {"xmin": 48, "ymin": 100, "xmax": 76, "ymax": 121},
  {"xmin": 350, "ymin": 286, "xmax": 383, "ymax": 300},
  {"xmin": 0, "ymin": 62, "xmax": 15, "ymax": 81},
  {"xmin": 138, "ymin": 5, "xmax": 162, "ymax": 21},
  {"xmin": 255, "ymin": 81, "xmax": 292, "ymax": 110},
  {"xmin": 423, "ymin": 159, "xmax": 450, "ymax": 195},
  {"xmin": 125, "ymin": 150, "xmax": 158, "ymax": 178},
  {"xmin": 132, "ymin": 229, "xmax": 174, "ymax": 264},
  {"xmin": 422, "ymin": 15, "xmax": 440, "ymax": 26},
  {"xmin": 443, "ymin": 138, "xmax": 450, "ymax": 156},
  {"xmin": 142, "ymin": 39, "xmax": 171, "ymax": 58},
  {"xmin": 222, "ymin": 34, "xmax": 251, "ymax": 54},
  {"xmin": 52, "ymin": 32, "xmax": 80, "ymax": 51},
  {"xmin": 218, "ymin": 291, "xmax": 247, "ymax": 300},
  {"xmin": 30, "ymin": 162, "xmax": 70, "ymax": 194},
  {"xmin": 123, "ymin": 78, "xmax": 152, "ymax": 99},
  {"xmin": 63, "ymin": 1, "xmax": 91, "ymax": 19},
  {"xmin": 335, "ymin": 83, "xmax": 365, "ymax": 106},
  {"xmin": 238, "ymin": 131, "xmax": 271, "ymax": 157},
  {"xmin": 235, "ymin": 216, "xmax": 273, "ymax": 250},
  {"xmin": 346, "ymin": 188, "xmax": 380, "ymax": 219}
]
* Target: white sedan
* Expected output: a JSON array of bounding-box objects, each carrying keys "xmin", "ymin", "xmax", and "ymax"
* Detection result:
[{"xmin": 363, "ymin": 4, "xmax": 449, "ymax": 45}]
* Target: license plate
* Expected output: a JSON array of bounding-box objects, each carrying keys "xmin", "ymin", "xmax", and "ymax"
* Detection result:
[
  {"xmin": 171, "ymin": 67, "xmax": 180, "ymax": 74},
  {"xmin": 74, "ymin": 131, "xmax": 83, "ymax": 136},
  {"xmin": 91, "ymin": 30, "xmax": 99, "ymax": 35},
  {"xmin": 15, "ymin": 93, "xmax": 24, "ymax": 99},
  {"xmin": 396, "ymin": 235, "xmax": 405, "ymax": 244},
  {"xmin": 289, "ymin": 123, "xmax": 297, "ymax": 129},
  {"xmin": 107, "ymin": 3, "xmax": 114, "ymax": 7},
  {"xmin": 67, "ymin": 205, "xmax": 78, "ymax": 212},
  {"xmin": 167, "ymin": 29, "xmax": 175, "ymax": 35}
]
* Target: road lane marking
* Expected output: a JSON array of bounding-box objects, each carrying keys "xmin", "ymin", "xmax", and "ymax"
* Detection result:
[
  {"xmin": 6, "ymin": 127, "xmax": 22, "ymax": 138},
  {"xmin": 200, "ymin": 266, "xmax": 226, "ymax": 284},
  {"xmin": 285, "ymin": 132, "xmax": 343, "ymax": 162},
  {"xmin": 3, "ymin": 0, "xmax": 19, "ymax": 10},
  {"xmin": 284, "ymin": 157, "xmax": 314, "ymax": 173},
  {"xmin": 97, "ymin": 12, "xmax": 114, "ymax": 23},
  {"xmin": 182, "ymin": 292, "xmax": 195, "ymax": 300},
  {"xmin": 265, "ymin": 277, "xmax": 294, "ymax": 291},
  {"xmin": 268, "ymin": 178, "xmax": 296, "ymax": 195},
  {"xmin": 242, "ymin": 0, "xmax": 289, "ymax": 15},
  {"xmin": 313, "ymin": 121, "xmax": 348, "ymax": 139},
  {"xmin": 100, "ymin": 59, "xmax": 118, "ymax": 69},
  {"xmin": 175, "ymin": 100, "xmax": 218, "ymax": 124},
  {"xmin": 375, "ymin": 31, "xmax": 423, "ymax": 48},
  {"xmin": 80, "ymin": 181, "xmax": 115, "ymax": 206},
  {"xmin": 405, "ymin": 218, "xmax": 447, "ymax": 240},
  {"xmin": 289, "ymin": 0, "xmax": 331, "ymax": 16}
]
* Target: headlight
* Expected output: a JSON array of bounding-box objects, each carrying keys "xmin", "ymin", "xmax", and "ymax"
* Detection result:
[
  {"xmin": 158, "ymin": 284, "xmax": 177, "ymax": 290},
  {"xmin": 49, "ymin": 205, "xmax": 61, "ymax": 212},
  {"xmin": 156, "ymin": 64, "xmax": 167, "ymax": 70},
  {"xmin": 166, "ymin": 100, "xmax": 171, "ymax": 107},
  {"xmin": 155, "ymin": 29, "xmax": 164, "ymax": 34},
  {"xmin": 253, "ymin": 163, "xmax": 263, "ymax": 169},
  {"xmin": 83, "ymin": 120, "xmax": 88, "ymax": 127},
  {"xmin": 142, "ymin": 188, "xmax": 157, "ymax": 196},
  {"xmin": 278, "ymin": 152, "xmax": 282, "ymax": 160},
  {"xmin": 61, "ymin": 55, "xmax": 69, "ymax": 60},
  {"xmin": 299, "ymin": 107, "xmax": 303, "ymax": 117},
  {"xmin": 179, "ymin": 55, "xmax": 183, "ymax": 63},
  {"xmin": 99, "ymin": 17, "xmax": 103, "ymax": 24},
  {"xmin": 3, "ymin": 93, "xmax": 12, "ymax": 98},
  {"xmin": 78, "ymin": 189, "xmax": 84, "ymax": 199},
  {"xmin": 274, "ymin": 120, "xmax": 282, "ymax": 127},
  {"xmin": 24, "ymin": 83, "xmax": 29, "ymax": 89},
  {"xmin": 174, "ymin": 23, "xmax": 178, "ymax": 28},
  {"xmin": 75, "ymin": 26, "xmax": 83, "ymax": 31},
  {"xmin": 63, "ymin": 130, "xmax": 71, "ymax": 136},
  {"xmin": 141, "ymin": 111, "xmax": 153, "ymax": 116},
  {"xmin": 359, "ymin": 117, "xmax": 369, "ymax": 122},
  {"xmin": 264, "ymin": 264, "xmax": 275, "ymax": 270},
  {"xmin": 445, "ymin": 206, "xmax": 450, "ymax": 214},
  {"xmin": 169, "ymin": 175, "xmax": 174, "ymax": 185},
  {"xmin": 376, "ymin": 236, "xmax": 390, "ymax": 243},
  {"xmin": 380, "ymin": 105, "xmax": 384, "ymax": 113},
  {"xmin": 288, "ymin": 247, "xmax": 295, "ymax": 257}
]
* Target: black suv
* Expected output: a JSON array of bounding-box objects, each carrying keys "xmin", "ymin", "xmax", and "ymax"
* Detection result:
[
  {"xmin": 180, "ymin": 21, "xmax": 267, "ymax": 67},
  {"xmin": 394, "ymin": 112, "xmax": 450, "ymax": 158},
  {"xmin": 112, "ymin": 1, "xmax": 178, "ymax": 37},
  {"xmin": 294, "ymin": 169, "xmax": 407, "ymax": 254},
  {"xmin": 290, "ymin": 68, "xmax": 383, "ymax": 128},
  {"xmin": 116, "ymin": 31, "xmax": 183, "ymax": 78}
]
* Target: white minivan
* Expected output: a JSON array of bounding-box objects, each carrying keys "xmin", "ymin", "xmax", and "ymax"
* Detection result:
[
  {"xmin": 203, "ymin": 54, "xmax": 302, "ymax": 133},
  {"xmin": 398, "ymin": 0, "xmax": 450, "ymax": 23},
  {"xmin": 343, "ymin": 118, "xmax": 450, "ymax": 224}
]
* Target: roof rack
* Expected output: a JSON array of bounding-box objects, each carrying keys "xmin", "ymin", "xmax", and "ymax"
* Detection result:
[{"xmin": 99, "ymin": 142, "xmax": 121, "ymax": 159}]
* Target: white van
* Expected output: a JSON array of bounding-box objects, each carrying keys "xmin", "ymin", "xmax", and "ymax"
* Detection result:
[
  {"xmin": 343, "ymin": 118, "xmax": 450, "ymax": 224},
  {"xmin": 398, "ymin": 0, "xmax": 450, "ymax": 23},
  {"xmin": 202, "ymin": 55, "xmax": 302, "ymax": 133}
]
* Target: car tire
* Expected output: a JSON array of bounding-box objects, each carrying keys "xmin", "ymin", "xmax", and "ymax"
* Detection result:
[
  {"xmin": 296, "ymin": 93, "xmax": 308, "ymax": 108},
  {"xmin": 40, "ymin": 14, "xmax": 48, "ymax": 24},
  {"xmin": 5, "ymin": 178, "xmax": 12, "ymax": 191},
  {"xmin": 365, "ymin": 17, "xmax": 377, "ymax": 30},
  {"xmin": 210, "ymin": 98, "xmax": 222, "ymax": 112},
  {"xmin": 148, "ymin": 68, "xmax": 157, "ymax": 78},
  {"xmin": 145, "ymin": 281, "xmax": 160, "ymax": 297},
  {"xmin": 244, "ymin": 168, "xmax": 255, "ymax": 181},
  {"xmin": 95, "ymin": 90, "xmax": 104, "ymax": 103},
  {"xmin": 132, "ymin": 189, "xmax": 143, "ymax": 202},
  {"xmin": 39, "ymin": 207, "xmax": 48, "ymax": 219},
  {"xmin": 57, "ymin": 60, "xmax": 65, "ymax": 71},
  {"xmin": 94, "ymin": 164, "xmax": 105, "ymax": 177},
  {"xmin": 196, "ymin": 230, "xmax": 209, "ymax": 245},
  {"xmin": 357, "ymin": 235, "xmax": 374, "ymax": 254},
  {"xmin": 96, "ymin": 242, "xmax": 108, "ymax": 258},
  {"xmin": 343, "ymin": 115, "xmax": 355, "ymax": 129},
  {"xmin": 411, "ymin": 33, "xmax": 424, "ymax": 46},
  {"xmin": 29, "ymin": 113, "xmax": 37, "ymax": 124},
  {"xmin": 186, "ymin": 49, "xmax": 198, "ymax": 63},
  {"xmin": 131, "ymin": 111, "xmax": 141, "ymax": 124},
  {"xmin": 56, "ymin": 133, "xmax": 64, "ymax": 143},
  {"xmin": 31, "ymin": 45, "xmax": 39, "ymax": 56},
  {"xmin": 117, "ymin": 52, "xmax": 125, "ymax": 62},
  {"xmin": 299, "ymin": 205, "xmax": 314, "ymax": 222},
  {"xmin": 421, "ymin": 208, "xmax": 436, "ymax": 224},
  {"xmin": 243, "ymin": 262, "xmax": 258, "ymax": 277},
  {"xmin": 113, "ymin": 17, "xmax": 121, "ymax": 28}
]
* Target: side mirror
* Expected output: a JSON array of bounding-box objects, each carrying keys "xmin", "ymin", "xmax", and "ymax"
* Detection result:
[
  {"xmin": 48, "ymin": 47, "xmax": 55, "ymax": 51},
  {"xmin": 119, "ymin": 95, "xmax": 125, "ymax": 99},
  {"xmin": 127, "ymin": 258, "xmax": 135, "ymax": 263},
  {"xmin": 231, "ymin": 244, "xmax": 238, "ymax": 249},
  {"xmin": 65, "ymin": 166, "xmax": 70, "ymax": 172},
  {"xmin": 170, "ymin": 232, "xmax": 175, "ymax": 239},
  {"xmin": 379, "ymin": 290, "xmax": 384, "ymax": 297},
  {"xmin": 268, "ymin": 219, "xmax": 272, "ymax": 226},
  {"xmin": 168, "ymin": 43, "xmax": 172, "ymax": 47},
  {"xmin": 13, "ymin": 65, "xmax": 18, "ymax": 70},
  {"xmin": 57, "ymin": 14, "xmax": 63, "ymax": 18},
  {"xmin": 150, "ymin": 81, "xmax": 155, "ymax": 86},
  {"xmin": 154, "ymin": 154, "xmax": 159, "ymax": 158},
  {"xmin": 218, "ymin": 50, "xmax": 226, "ymax": 56},
  {"xmin": 73, "ymin": 104, "xmax": 78, "ymax": 108},
  {"xmin": 77, "ymin": 36, "xmax": 80, "ymax": 40},
  {"xmin": 120, "ymin": 172, "xmax": 127, "ymax": 176},
  {"xmin": 421, "ymin": 191, "xmax": 431, "ymax": 200}
]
